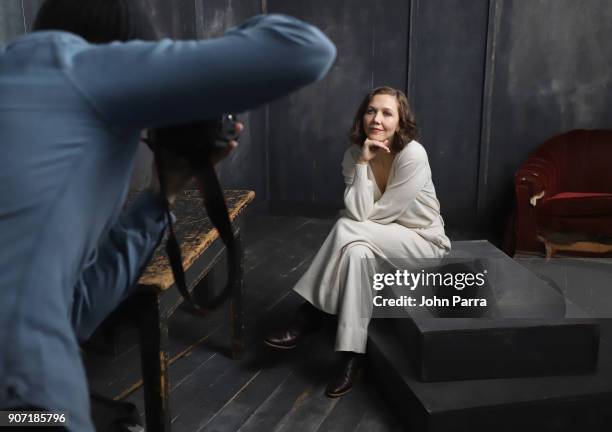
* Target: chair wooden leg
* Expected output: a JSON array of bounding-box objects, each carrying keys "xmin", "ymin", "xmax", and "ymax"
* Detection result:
[
  {"xmin": 230, "ymin": 232, "xmax": 245, "ymax": 360},
  {"xmin": 537, "ymin": 235, "xmax": 555, "ymax": 259},
  {"xmin": 545, "ymin": 242, "xmax": 554, "ymax": 259},
  {"xmin": 138, "ymin": 292, "xmax": 171, "ymax": 432}
]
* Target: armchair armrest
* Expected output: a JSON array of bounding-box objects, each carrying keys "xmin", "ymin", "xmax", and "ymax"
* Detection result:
[
  {"xmin": 530, "ymin": 190, "xmax": 545, "ymax": 207},
  {"xmin": 515, "ymin": 156, "xmax": 559, "ymax": 203}
]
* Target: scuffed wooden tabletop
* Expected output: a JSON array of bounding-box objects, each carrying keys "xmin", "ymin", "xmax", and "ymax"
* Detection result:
[{"xmin": 132, "ymin": 189, "xmax": 255, "ymax": 290}]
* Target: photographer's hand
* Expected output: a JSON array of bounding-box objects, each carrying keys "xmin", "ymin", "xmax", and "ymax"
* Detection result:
[{"xmin": 210, "ymin": 122, "xmax": 243, "ymax": 166}]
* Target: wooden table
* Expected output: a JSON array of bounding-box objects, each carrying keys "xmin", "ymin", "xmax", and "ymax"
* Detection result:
[{"xmin": 131, "ymin": 189, "xmax": 255, "ymax": 432}]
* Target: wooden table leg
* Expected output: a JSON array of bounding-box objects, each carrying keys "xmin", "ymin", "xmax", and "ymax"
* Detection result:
[
  {"xmin": 230, "ymin": 232, "xmax": 245, "ymax": 360},
  {"xmin": 138, "ymin": 291, "xmax": 171, "ymax": 432}
]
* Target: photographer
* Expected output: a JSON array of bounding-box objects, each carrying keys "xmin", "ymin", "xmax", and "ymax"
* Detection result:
[{"xmin": 0, "ymin": 1, "xmax": 336, "ymax": 431}]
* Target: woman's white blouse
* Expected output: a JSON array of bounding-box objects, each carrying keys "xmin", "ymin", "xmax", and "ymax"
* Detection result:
[{"xmin": 341, "ymin": 141, "xmax": 450, "ymax": 249}]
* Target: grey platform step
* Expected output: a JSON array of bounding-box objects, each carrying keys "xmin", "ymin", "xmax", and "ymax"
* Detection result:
[
  {"xmin": 375, "ymin": 240, "xmax": 599, "ymax": 381},
  {"xmin": 390, "ymin": 316, "xmax": 599, "ymax": 382},
  {"xmin": 367, "ymin": 318, "xmax": 612, "ymax": 432}
]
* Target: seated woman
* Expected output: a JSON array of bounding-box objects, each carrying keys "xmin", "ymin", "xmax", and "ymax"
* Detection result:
[{"xmin": 265, "ymin": 86, "xmax": 451, "ymax": 397}]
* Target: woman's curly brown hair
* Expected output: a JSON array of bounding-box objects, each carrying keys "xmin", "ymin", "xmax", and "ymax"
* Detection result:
[{"xmin": 349, "ymin": 86, "xmax": 418, "ymax": 153}]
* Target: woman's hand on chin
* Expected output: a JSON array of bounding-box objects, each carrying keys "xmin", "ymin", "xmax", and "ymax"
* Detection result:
[{"xmin": 358, "ymin": 138, "xmax": 390, "ymax": 164}]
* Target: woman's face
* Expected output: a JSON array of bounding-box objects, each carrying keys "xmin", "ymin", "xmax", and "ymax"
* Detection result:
[{"xmin": 363, "ymin": 94, "xmax": 400, "ymax": 143}]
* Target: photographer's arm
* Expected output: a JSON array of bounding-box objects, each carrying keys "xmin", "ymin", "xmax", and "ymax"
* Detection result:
[
  {"xmin": 71, "ymin": 190, "xmax": 169, "ymax": 341},
  {"xmin": 65, "ymin": 14, "xmax": 336, "ymax": 129}
]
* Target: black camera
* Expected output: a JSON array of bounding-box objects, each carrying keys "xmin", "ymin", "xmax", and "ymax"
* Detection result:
[
  {"xmin": 217, "ymin": 113, "xmax": 240, "ymax": 145},
  {"xmin": 147, "ymin": 113, "xmax": 239, "ymax": 165}
]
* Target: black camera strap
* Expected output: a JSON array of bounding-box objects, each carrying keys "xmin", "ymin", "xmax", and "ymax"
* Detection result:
[{"xmin": 153, "ymin": 151, "xmax": 237, "ymax": 314}]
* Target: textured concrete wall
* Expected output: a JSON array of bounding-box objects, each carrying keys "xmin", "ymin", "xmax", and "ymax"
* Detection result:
[
  {"xmin": 0, "ymin": 0, "xmax": 26, "ymax": 44},
  {"xmin": 408, "ymin": 0, "xmax": 489, "ymax": 235}
]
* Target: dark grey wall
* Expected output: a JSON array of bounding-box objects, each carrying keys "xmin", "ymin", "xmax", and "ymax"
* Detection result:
[
  {"xmin": 3, "ymin": 0, "xmax": 612, "ymax": 245},
  {"xmin": 0, "ymin": 1, "xmax": 29, "ymax": 42},
  {"xmin": 266, "ymin": 0, "xmax": 409, "ymax": 213},
  {"xmin": 408, "ymin": 0, "xmax": 489, "ymax": 235}
]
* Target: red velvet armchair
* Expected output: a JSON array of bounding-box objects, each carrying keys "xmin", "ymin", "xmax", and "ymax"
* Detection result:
[{"xmin": 514, "ymin": 129, "xmax": 612, "ymax": 255}]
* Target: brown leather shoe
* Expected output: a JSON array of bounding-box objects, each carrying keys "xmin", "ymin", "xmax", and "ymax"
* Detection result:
[
  {"xmin": 325, "ymin": 353, "xmax": 365, "ymax": 398},
  {"xmin": 264, "ymin": 303, "xmax": 321, "ymax": 350},
  {"xmin": 263, "ymin": 328, "xmax": 304, "ymax": 350}
]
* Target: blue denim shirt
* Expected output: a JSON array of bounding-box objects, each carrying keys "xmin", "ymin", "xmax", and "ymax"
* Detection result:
[{"xmin": 0, "ymin": 14, "xmax": 335, "ymax": 431}]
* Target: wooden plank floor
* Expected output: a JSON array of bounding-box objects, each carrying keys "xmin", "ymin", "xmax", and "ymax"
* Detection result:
[{"xmin": 84, "ymin": 210, "xmax": 403, "ymax": 431}]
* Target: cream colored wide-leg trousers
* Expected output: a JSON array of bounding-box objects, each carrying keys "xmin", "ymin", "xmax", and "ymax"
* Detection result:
[{"xmin": 293, "ymin": 217, "xmax": 444, "ymax": 353}]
